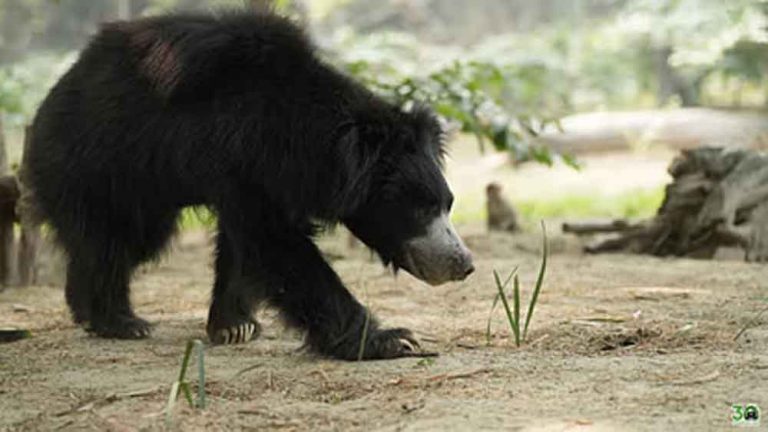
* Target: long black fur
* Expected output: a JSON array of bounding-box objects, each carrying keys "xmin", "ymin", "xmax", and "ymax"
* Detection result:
[{"xmin": 26, "ymin": 10, "xmax": 453, "ymax": 360}]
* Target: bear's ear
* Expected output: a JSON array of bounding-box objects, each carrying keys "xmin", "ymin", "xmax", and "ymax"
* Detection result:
[
  {"xmin": 410, "ymin": 105, "xmax": 446, "ymax": 164},
  {"xmin": 334, "ymin": 124, "xmax": 381, "ymax": 208},
  {"xmin": 337, "ymin": 124, "xmax": 379, "ymax": 180}
]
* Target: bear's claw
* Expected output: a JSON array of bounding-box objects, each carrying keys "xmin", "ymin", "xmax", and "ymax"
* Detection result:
[
  {"xmin": 362, "ymin": 328, "xmax": 438, "ymax": 359},
  {"xmin": 209, "ymin": 321, "xmax": 261, "ymax": 345},
  {"xmin": 88, "ymin": 315, "xmax": 152, "ymax": 340}
]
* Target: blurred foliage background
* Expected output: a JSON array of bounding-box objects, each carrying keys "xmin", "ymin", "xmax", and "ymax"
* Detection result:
[{"xmin": 0, "ymin": 0, "xmax": 766, "ymax": 165}]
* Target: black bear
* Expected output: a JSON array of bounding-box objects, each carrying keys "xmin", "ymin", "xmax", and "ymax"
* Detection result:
[{"xmin": 25, "ymin": 10, "xmax": 474, "ymax": 360}]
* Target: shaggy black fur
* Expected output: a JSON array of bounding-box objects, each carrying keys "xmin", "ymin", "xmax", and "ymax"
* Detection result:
[{"xmin": 26, "ymin": 10, "xmax": 453, "ymax": 360}]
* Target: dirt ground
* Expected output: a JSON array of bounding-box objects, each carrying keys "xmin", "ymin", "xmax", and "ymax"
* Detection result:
[
  {"xmin": 1, "ymin": 225, "xmax": 767, "ymax": 431},
  {"xmin": 1, "ymin": 136, "xmax": 767, "ymax": 431}
]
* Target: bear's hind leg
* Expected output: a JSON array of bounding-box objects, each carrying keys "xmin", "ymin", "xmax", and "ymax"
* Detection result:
[
  {"xmin": 65, "ymin": 257, "xmax": 93, "ymax": 324},
  {"xmin": 73, "ymin": 208, "xmax": 177, "ymax": 339},
  {"xmin": 68, "ymin": 239, "xmax": 151, "ymax": 339},
  {"xmin": 206, "ymin": 229, "xmax": 261, "ymax": 344}
]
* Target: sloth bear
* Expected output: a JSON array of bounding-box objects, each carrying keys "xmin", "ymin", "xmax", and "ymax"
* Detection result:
[{"xmin": 25, "ymin": 10, "xmax": 474, "ymax": 360}]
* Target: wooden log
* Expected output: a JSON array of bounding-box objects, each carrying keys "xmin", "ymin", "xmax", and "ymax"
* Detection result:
[
  {"xmin": 562, "ymin": 219, "xmax": 632, "ymax": 235},
  {"xmin": 579, "ymin": 147, "xmax": 768, "ymax": 262}
]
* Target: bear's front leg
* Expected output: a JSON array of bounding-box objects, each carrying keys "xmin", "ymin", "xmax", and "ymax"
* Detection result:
[
  {"xmin": 267, "ymin": 239, "xmax": 436, "ymax": 360},
  {"xmin": 214, "ymin": 202, "xmax": 435, "ymax": 359},
  {"xmin": 207, "ymin": 228, "xmax": 262, "ymax": 345},
  {"xmin": 265, "ymin": 236, "xmax": 435, "ymax": 359}
]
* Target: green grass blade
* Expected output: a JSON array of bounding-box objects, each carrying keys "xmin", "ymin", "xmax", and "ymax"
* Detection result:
[
  {"xmin": 356, "ymin": 308, "xmax": 371, "ymax": 361},
  {"xmin": 734, "ymin": 302, "xmax": 768, "ymax": 341},
  {"xmin": 485, "ymin": 292, "xmax": 501, "ymax": 345},
  {"xmin": 513, "ymin": 274, "xmax": 521, "ymax": 347},
  {"xmin": 180, "ymin": 382, "xmax": 194, "ymax": 407},
  {"xmin": 523, "ymin": 221, "xmax": 548, "ymax": 340},
  {"xmin": 178, "ymin": 340, "xmax": 194, "ymax": 383},
  {"xmin": 494, "ymin": 270, "xmax": 519, "ymax": 343},
  {"xmin": 486, "ymin": 267, "xmax": 517, "ymax": 344},
  {"xmin": 165, "ymin": 381, "xmax": 180, "ymax": 426},
  {"xmin": 194, "ymin": 340, "xmax": 206, "ymax": 409}
]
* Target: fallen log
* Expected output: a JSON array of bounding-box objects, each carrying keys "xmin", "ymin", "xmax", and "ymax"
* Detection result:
[
  {"xmin": 581, "ymin": 147, "xmax": 768, "ymax": 262},
  {"xmin": 562, "ymin": 219, "xmax": 633, "ymax": 235}
]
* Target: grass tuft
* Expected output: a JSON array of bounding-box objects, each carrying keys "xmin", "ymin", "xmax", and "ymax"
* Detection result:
[
  {"xmin": 487, "ymin": 222, "xmax": 549, "ymax": 347},
  {"xmin": 523, "ymin": 221, "xmax": 548, "ymax": 339},
  {"xmin": 165, "ymin": 339, "xmax": 206, "ymax": 426}
]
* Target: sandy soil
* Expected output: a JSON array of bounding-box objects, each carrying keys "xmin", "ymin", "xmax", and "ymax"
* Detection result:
[
  {"xmin": 1, "ymin": 132, "xmax": 767, "ymax": 431},
  {"xmin": 1, "ymin": 225, "xmax": 766, "ymax": 432}
]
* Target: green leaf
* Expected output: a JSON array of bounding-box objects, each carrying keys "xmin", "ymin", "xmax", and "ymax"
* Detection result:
[
  {"xmin": 561, "ymin": 153, "xmax": 582, "ymax": 170},
  {"xmin": 490, "ymin": 122, "xmax": 510, "ymax": 152}
]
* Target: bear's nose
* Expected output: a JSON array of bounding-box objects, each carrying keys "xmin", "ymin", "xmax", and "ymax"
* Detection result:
[
  {"xmin": 461, "ymin": 264, "xmax": 475, "ymax": 279},
  {"xmin": 456, "ymin": 253, "xmax": 474, "ymax": 280}
]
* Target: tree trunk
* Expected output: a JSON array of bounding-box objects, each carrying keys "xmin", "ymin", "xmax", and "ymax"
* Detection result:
[
  {"xmin": 653, "ymin": 46, "xmax": 699, "ymax": 107},
  {"xmin": 580, "ymin": 147, "xmax": 768, "ymax": 262}
]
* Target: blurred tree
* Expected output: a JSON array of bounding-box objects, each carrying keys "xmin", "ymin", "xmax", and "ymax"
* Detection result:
[
  {"xmin": 0, "ymin": 68, "xmax": 25, "ymax": 115},
  {"xmin": 651, "ymin": 45, "xmax": 702, "ymax": 107},
  {"xmin": 117, "ymin": 0, "xmax": 133, "ymax": 20},
  {"xmin": 0, "ymin": 0, "xmax": 38, "ymax": 63},
  {"xmin": 320, "ymin": 0, "xmax": 628, "ymax": 45},
  {"xmin": 620, "ymin": 0, "xmax": 767, "ymax": 107},
  {"xmin": 6, "ymin": 0, "xmax": 763, "ymax": 165}
]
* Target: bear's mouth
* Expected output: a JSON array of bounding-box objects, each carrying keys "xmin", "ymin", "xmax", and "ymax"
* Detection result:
[
  {"xmin": 397, "ymin": 213, "xmax": 474, "ymax": 286},
  {"xmin": 398, "ymin": 248, "xmax": 432, "ymax": 285}
]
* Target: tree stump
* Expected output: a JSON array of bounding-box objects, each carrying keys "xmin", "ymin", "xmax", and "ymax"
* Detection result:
[
  {"xmin": 579, "ymin": 147, "xmax": 768, "ymax": 262},
  {"xmin": 0, "ymin": 117, "xmax": 13, "ymax": 288},
  {"xmin": 16, "ymin": 125, "xmax": 41, "ymax": 286}
]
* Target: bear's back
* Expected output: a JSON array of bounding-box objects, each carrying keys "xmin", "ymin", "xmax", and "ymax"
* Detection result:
[
  {"xmin": 85, "ymin": 11, "xmax": 317, "ymax": 100},
  {"xmin": 29, "ymin": 11, "xmax": 329, "ymax": 165}
]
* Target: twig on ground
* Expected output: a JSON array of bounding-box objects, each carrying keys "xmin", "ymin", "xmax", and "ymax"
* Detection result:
[
  {"xmin": 233, "ymin": 362, "xmax": 263, "ymax": 379},
  {"xmin": 53, "ymin": 387, "xmax": 160, "ymax": 417},
  {"xmin": 734, "ymin": 304, "xmax": 768, "ymax": 341},
  {"xmin": 426, "ymin": 368, "xmax": 494, "ymax": 383},
  {"xmin": 663, "ymin": 370, "xmax": 721, "ymax": 386}
]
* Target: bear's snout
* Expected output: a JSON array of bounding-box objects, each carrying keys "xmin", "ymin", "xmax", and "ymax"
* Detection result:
[{"xmin": 401, "ymin": 213, "xmax": 474, "ymax": 286}]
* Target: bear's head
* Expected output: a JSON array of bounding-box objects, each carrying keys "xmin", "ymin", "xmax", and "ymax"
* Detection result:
[{"xmin": 342, "ymin": 106, "xmax": 474, "ymax": 286}]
